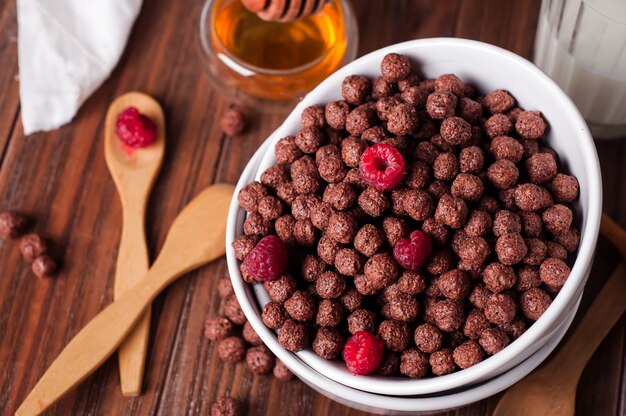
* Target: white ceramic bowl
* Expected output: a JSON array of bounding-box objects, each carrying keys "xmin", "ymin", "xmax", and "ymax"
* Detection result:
[
  {"xmin": 227, "ymin": 38, "xmax": 601, "ymax": 397},
  {"xmin": 226, "ymin": 135, "xmax": 581, "ymax": 414}
]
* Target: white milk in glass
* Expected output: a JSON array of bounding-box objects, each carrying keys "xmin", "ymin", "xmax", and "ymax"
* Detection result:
[{"xmin": 534, "ymin": 0, "xmax": 626, "ymax": 139}]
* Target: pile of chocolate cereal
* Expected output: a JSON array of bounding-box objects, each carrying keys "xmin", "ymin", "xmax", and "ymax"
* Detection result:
[{"xmin": 232, "ymin": 52, "xmax": 581, "ymax": 378}]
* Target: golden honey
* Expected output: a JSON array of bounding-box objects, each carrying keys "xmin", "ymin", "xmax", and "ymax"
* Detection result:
[{"xmin": 208, "ymin": 0, "xmax": 354, "ymax": 101}]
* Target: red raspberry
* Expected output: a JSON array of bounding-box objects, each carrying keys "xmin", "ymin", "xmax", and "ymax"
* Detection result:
[
  {"xmin": 241, "ymin": 235, "xmax": 287, "ymax": 282},
  {"xmin": 393, "ymin": 230, "xmax": 433, "ymax": 270},
  {"xmin": 359, "ymin": 143, "xmax": 406, "ymax": 191},
  {"xmin": 115, "ymin": 106, "xmax": 157, "ymax": 148},
  {"xmin": 343, "ymin": 331, "xmax": 384, "ymax": 375}
]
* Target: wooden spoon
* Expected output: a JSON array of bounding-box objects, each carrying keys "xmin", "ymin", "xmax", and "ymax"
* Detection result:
[
  {"xmin": 493, "ymin": 213, "xmax": 626, "ymax": 416},
  {"xmin": 241, "ymin": 0, "xmax": 327, "ymax": 21},
  {"xmin": 16, "ymin": 184, "xmax": 234, "ymax": 416},
  {"xmin": 104, "ymin": 92, "xmax": 165, "ymax": 396}
]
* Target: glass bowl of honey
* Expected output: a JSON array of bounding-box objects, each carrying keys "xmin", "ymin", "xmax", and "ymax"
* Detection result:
[{"xmin": 199, "ymin": 0, "xmax": 358, "ymax": 111}]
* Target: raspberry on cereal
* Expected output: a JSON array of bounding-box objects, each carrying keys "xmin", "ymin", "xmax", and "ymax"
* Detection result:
[
  {"xmin": 343, "ymin": 331, "xmax": 384, "ymax": 375},
  {"xmin": 359, "ymin": 143, "xmax": 407, "ymax": 191},
  {"xmin": 241, "ymin": 235, "xmax": 287, "ymax": 282}
]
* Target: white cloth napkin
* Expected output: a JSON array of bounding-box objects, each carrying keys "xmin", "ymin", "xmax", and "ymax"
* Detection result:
[{"xmin": 17, "ymin": 0, "xmax": 142, "ymax": 135}]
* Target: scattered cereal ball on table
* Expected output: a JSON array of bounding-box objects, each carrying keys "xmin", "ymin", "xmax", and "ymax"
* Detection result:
[
  {"xmin": 217, "ymin": 277, "xmax": 235, "ymax": 299},
  {"xmin": 343, "ymin": 331, "xmax": 384, "ymax": 375},
  {"xmin": 273, "ymin": 359, "xmax": 294, "ymax": 381},
  {"xmin": 224, "ymin": 295, "xmax": 247, "ymax": 325},
  {"xmin": 32, "ymin": 255, "xmax": 57, "ymax": 278},
  {"xmin": 211, "ymin": 396, "xmax": 241, "ymax": 416},
  {"xmin": 116, "ymin": 106, "xmax": 158, "ymax": 148},
  {"xmin": 243, "ymin": 321, "xmax": 263, "ymax": 346},
  {"xmin": 220, "ymin": 107, "xmax": 246, "ymax": 136},
  {"xmin": 19, "ymin": 233, "xmax": 47, "ymax": 262},
  {"xmin": 246, "ymin": 345, "xmax": 275, "ymax": 374},
  {"xmin": 0, "ymin": 211, "xmax": 28, "ymax": 239},
  {"xmin": 204, "ymin": 316, "xmax": 235, "ymax": 341},
  {"xmin": 217, "ymin": 336, "xmax": 246, "ymax": 363}
]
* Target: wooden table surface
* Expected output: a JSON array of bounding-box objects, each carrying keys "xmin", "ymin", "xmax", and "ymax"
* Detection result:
[{"xmin": 1, "ymin": 0, "xmax": 625, "ymax": 415}]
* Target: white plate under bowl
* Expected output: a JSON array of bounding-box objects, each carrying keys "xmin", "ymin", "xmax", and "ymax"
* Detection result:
[{"xmin": 227, "ymin": 38, "xmax": 601, "ymax": 397}]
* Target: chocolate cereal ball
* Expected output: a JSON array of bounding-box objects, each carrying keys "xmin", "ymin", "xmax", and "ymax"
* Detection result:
[
  {"xmin": 325, "ymin": 100, "xmax": 350, "ymax": 130},
  {"xmin": 262, "ymin": 302, "xmax": 287, "ymax": 329},
  {"xmin": 441, "ymin": 116, "xmax": 471, "ymax": 146},
  {"xmin": 261, "ymin": 165, "xmax": 290, "ymax": 190},
  {"xmin": 405, "ymin": 161, "xmax": 431, "ymax": 189},
  {"xmin": 340, "ymin": 288, "xmax": 364, "ymax": 312},
  {"xmin": 451, "ymin": 173, "xmax": 484, "ymax": 202},
  {"xmin": 388, "ymin": 292, "xmax": 420, "ymax": 322},
  {"xmin": 413, "ymin": 141, "xmax": 441, "ymax": 164},
  {"xmin": 217, "ymin": 336, "xmax": 246, "ymax": 363},
  {"xmin": 493, "ymin": 210, "xmax": 522, "ymax": 237},
  {"xmin": 301, "ymin": 105, "xmax": 326, "ymax": 129},
  {"xmin": 19, "ymin": 233, "xmax": 47, "ymax": 262},
  {"xmin": 434, "ymin": 73, "xmax": 466, "ymax": 96},
  {"xmin": 334, "ymin": 248, "xmax": 364, "ymax": 276},
  {"xmin": 217, "ymin": 278, "xmax": 234, "ymax": 299},
  {"xmin": 376, "ymin": 351, "xmax": 401, "ymax": 376},
  {"xmin": 238, "ymin": 182, "xmax": 268, "ymax": 213},
  {"xmin": 433, "ymin": 152, "xmax": 459, "ymax": 181},
  {"xmin": 211, "ymin": 396, "xmax": 241, "ymax": 416},
  {"xmin": 479, "ymin": 327, "xmax": 510, "ymax": 355},
  {"xmin": 364, "ymin": 252, "xmax": 400, "ymax": 289},
  {"xmin": 540, "ymin": 257, "xmax": 570, "ymax": 288},
  {"xmin": 205, "ymin": 316, "xmax": 235, "ymax": 341},
  {"xmin": 387, "ymin": 103, "xmax": 418, "ymax": 136},
  {"xmin": 422, "ymin": 217, "xmax": 451, "ymax": 246},
  {"xmin": 464, "ymin": 210, "xmax": 492, "ymax": 237},
  {"xmin": 397, "ymin": 270, "xmax": 427, "ymax": 294},
  {"xmin": 316, "ymin": 271, "xmax": 347, "ymax": 299},
  {"xmin": 523, "ymin": 238, "xmax": 547, "ymax": 266},
  {"xmin": 484, "ymin": 293, "xmax": 517, "ymax": 325},
  {"xmin": 435, "ymin": 194, "xmax": 468, "ymax": 229},
  {"xmin": 346, "ymin": 105, "xmax": 376, "ymax": 136},
  {"xmin": 515, "ymin": 110, "xmax": 547, "ymax": 139},
  {"xmin": 401, "ymin": 86, "xmax": 428, "ymax": 108},
  {"xmin": 284, "ymin": 291, "xmax": 317, "ymax": 321},
  {"xmin": 324, "ymin": 183, "xmax": 357, "ymax": 211},
  {"xmin": 556, "ymin": 227, "xmax": 580, "ymax": 253},
  {"xmin": 246, "ymin": 344, "xmax": 275, "ymax": 375},
  {"xmin": 273, "ymin": 359, "xmax": 295, "ymax": 381},
  {"xmin": 426, "ymin": 91, "xmax": 458, "ymax": 119},
  {"xmin": 515, "ymin": 265, "xmax": 541, "ymax": 291},
  {"xmin": 520, "ymin": 212, "xmax": 543, "ymax": 238},
  {"xmin": 432, "ymin": 299, "xmax": 465, "ymax": 332},
  {"xmin": 482, "ymin": 262, "xmax": 516, "ymax": 293},
  {"xmin": 551, "ymin": 174, "xmax": 579, "ymax": 203},
  {"xmin": 316, "ymin": 299, "xmax": 344, "ymax": 327},
  {"xmin": 495, "ymin": 233, "xmax": 528, "ymax": 266},
  {"xmin": 487, "ymin": 159, "xmax": 519, "ymax": 190},
  {"xmin": 341, "ymin": 75, "xmax": 371, "ymax": 105},
  {"xmin": 381, "ymin": 53, "xmax": 411, "ymax": 82},
  {"xmin": 546, "ymin": 241, "xmax": 568, "ymax": 260},
  {"xmin": 484, "ymin": 89, "xmax": 515, "ymax": 114},
  {"xmin": 326, "ymin": 212, "xmax": 358, "ymax": 244},
  {"xmin": 526, "ymin": 152, "xmax": 557, "ymax": 184},
  {"xmin": 400, "ymin": 349, "xmax": 429, "ymax": 378},
  {"xmin": 341, "ymin": 136, "xmax": 366, "ymax": 168},
  {"xmin": 278, "ymin": 319, "xmax": 310, "ymax": 352},
  {"xmin": 301, "ymin": 255, "xmax": 326, "ymax": 282},
  {"xmin": 275, "ymin": 215, "xmax": 296, "ymax": 242},
  {"xmin": 484, "ymin": 114, "xmax": 513, "ymax": 138},
  {"xmin": 469, "ymin": 283, "xmax": 491, "ymax": 309},
  {"xmin": 458, "ymin": 97, "xmax": 483, "ymax": 123},
  {"xmin": 542, "ymin": 204, "xmax": 573, "ymax": 235},
  {"xmin": 258, "ymin": 196, "xmax": 284, "ymax": 220},
  {"xmin": 459, "ymin": 146, "xmax": 485, "ymax": 174},
  {"xmin": 430, "ymin": 349, "xmax": 456, "ymax": 376},
  {"xmin": 313, "ymin": 327, "xmax": 345, "ymax": 359},
  {"xmin": 453, "ymin": 340, "xmax": 484, "ymax": 369},
  {"xmin": 224, "ymin": 295, "xmax": 246, "ymax": 325},
  {"xmin": 463, "ymin": 309, "xmax": 491, "ymax": 339},
  {"xmin": 275, "ymin": 136, "xmax": 303, "ymax": 165},
  {"xmin": 354, "ymin": 224, "xmax": 384, "ymax": 257},
  {"xmin": 358, "ymin": 187, "xmax": 390, "ymax": 217},
  {"xmin": 378, "ymin": 319, "xmax": 410, "ymax": 352},
  {"xmin": 490, "ymin": 136, "xmax": 523, "ymax": 163},
  {"xmin": 414, "ymin": 323, "xmax": 443, "ymax": 353},
  {"xmin": 402, "ymin": 189, "xmax": 435, "ymax": 221},
  {"xmin": 348, "ymin": 309, "xmax": 377, "ymax": 334},
  {"xmin": 520, "ymin": 287, "xmax": 552, "ymax": 321},
  {"xmin": 231, "ymin": 235, "xmax": 260, "ymax": 260},
  {"xmin": 514, "ymin": 183, "xmax": 551, "ymax": 212},
  {"xmin": 438, "ymin": 269, "xmax": 470, "ymax": 300}
]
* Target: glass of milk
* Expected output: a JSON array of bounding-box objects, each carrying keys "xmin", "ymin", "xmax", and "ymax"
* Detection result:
[{"xmin": 534, "ymin": 0, "xmax": 626, "ymax": 139}]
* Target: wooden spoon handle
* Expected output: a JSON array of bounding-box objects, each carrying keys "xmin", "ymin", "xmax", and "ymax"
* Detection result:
[{"xmin": 541, "ymin": 264, "xmax": 626, "ymax": 381}]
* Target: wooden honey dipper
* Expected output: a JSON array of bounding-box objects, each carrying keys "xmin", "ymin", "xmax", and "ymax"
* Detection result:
[{"xmin": 241, "ymin": 0, "xmax": 328, "ymax": 21}]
